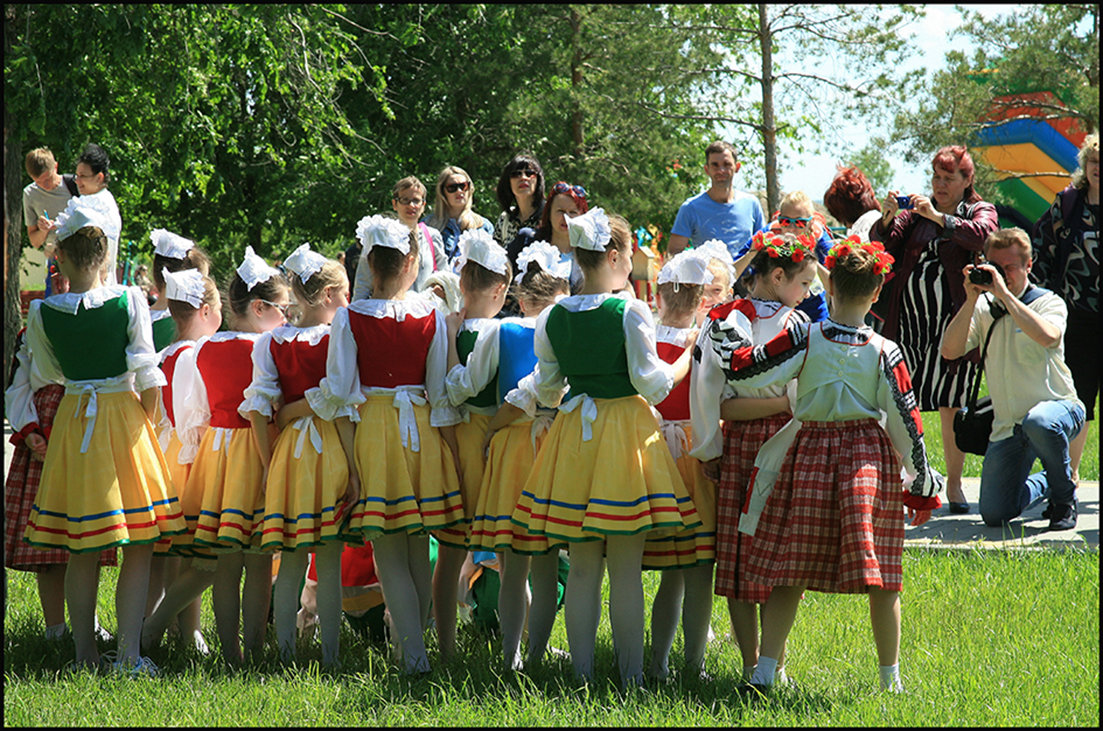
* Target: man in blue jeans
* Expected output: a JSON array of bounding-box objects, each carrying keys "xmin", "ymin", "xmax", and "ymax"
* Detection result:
[{"xmin": 941, "ymin": 228, "xmax": 1085, "ymax": 530}]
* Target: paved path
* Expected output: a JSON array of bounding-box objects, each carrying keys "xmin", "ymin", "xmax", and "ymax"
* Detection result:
[{"xmin": 3, "ymin": 420, "xmax": 1097, "ymax": 551}]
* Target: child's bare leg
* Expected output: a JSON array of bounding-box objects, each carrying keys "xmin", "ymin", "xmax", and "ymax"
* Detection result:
[
  {"xmin": 751, "ymin": 585, "xmax": 803, "ymax": 686},
  {"xmin": 524, "ymin": 552, "xmax": 560, "ymax": 667},
  {"xmin": 680, "ymin": 563, "xmax": 714, "ymax": 676},
  {"xmin": 432, "ymin": 543, "xmax": 465, "ymax": 662},
  {"xmin": 605, "ymin": 534, "xmax": 646, "ymax": 688},
  {"xmin": 65, "ymin": 552, "xmax": 102, "ymax": 667},
  {"xmin": 313, "ymin": 541, "xmax": 343, "ymax": 667},
  {"xmin": 869, "ymin": 586, "xmax": 902, "ymax": 690},
  {"xmin": 115, "ymin": 543, "xmax": 155, "ymax": 665},
  {"xmin": 212, "ymin": 551, "xmax": 245, "ymax": 665},
  {"xmin": 36, "ymin": 564, "xmax": 68, "ymax": 632},
  {"xmin": 498, "ymin": 549, "xmax": 532, "ymax": 670},
  {"xmin": 727, "ymin": 597, "xmax": 758, "ymax": 672},
  {"xmin": 274, "ymin": 549, "xmax": 309, "ymax": 662},
  {"xmin": 647, "ymin": 569, "xmax": 683, "ymax": 679},
  {"xmin": 564, "ymin": 540, "xmax": 605, "ymax": 682},
  {"xmin": 242, "ymin": 552, "xmax": 273, "ymax": 661}
]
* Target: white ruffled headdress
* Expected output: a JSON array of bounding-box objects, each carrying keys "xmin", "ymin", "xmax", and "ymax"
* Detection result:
[
  {"xmin": 236, "ymin": 246, "xmax": 282, "ymax": 291},
  {"xmin": 151, "ymin": 228, "xmax": 194, "ymax": 260},
  {"xmin": 53, "ymin": 197, "xmax": 115, "ymax": 242},
  {"xmin": 696, "ymin": 238, "xmax": 737, "ymax": 283},
  {"xmin": 657, "ymin": 250, "xmax": 714, "ymax": 289},
  {"xmin": 456, "ymin": 229, "xmax": 509, "ymax": 276},
  {"xmin": 163, "ymin": 267, "xmax": 206, "ymax": 307},
  {"xmin": 283, "ymin": 243, "xmax": 329, "ymax": 284},
  {"xmin": 514, "ymin": 240, "xmax": 571, "ymax": 283},
  {"xmin": 356, "ymin": 214, "xmax": 411, "ymax": 255},
  {"xmin": 566, "ymin": 208, "xmax": 612, "ymax": 251}
]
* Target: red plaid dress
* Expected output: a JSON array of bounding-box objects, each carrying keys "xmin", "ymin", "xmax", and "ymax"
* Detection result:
[
  {"xmin": 714, "ymin": 412, "xmax": 790, "ymax": 602},
  {"xmin": 5, "ymin": 384, "xmax": 117, "ymax": 570},
  {"xmin": 744, "ymin": 419, "xmax": 905, "ymax": 593}
]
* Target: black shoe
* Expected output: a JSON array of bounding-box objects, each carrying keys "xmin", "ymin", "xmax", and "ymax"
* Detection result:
[
  {"xmin": 1047, "ymin": 502, "xmax": 1077, "ymax": 531},
  {"xmin": 1041, "ymin": 503, "xmax": 1053, "ymax": 520},
  {"xmin": 948, "ymin": 501, "xmax": 970, "ymax": 515}
]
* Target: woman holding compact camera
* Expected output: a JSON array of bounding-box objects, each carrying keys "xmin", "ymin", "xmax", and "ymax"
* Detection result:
[{"xmin": 871, "ymin": 145, "xmax": 999, "ymax": 514}]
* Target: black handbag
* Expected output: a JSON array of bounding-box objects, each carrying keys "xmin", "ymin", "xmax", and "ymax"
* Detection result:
[{"xmin": 953, "ymin": 298, "xmax": 1001, "ymax": 456}]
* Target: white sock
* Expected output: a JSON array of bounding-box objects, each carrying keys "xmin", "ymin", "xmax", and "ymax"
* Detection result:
[
  {"xmin": 879, "ymin": 663, "xmax": 902, "ymax": 691},
  {"xmin": 750, "ymin": 655, "xmax": 777, "ymax": 686},
  {"xmin": 776, "ymin": 665, "xmax": 789, "ymax": 685},
  {"xmin": 45, "ymin": 622, "xmax": 67, "ymax": 640}
]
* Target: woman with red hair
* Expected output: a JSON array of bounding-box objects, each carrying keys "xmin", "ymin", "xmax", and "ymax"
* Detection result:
[
  {"xmin": 871, "ymin": 145, "xmax": 999, "ymax": 514},
  {"xmin": 823, "ymin": 165, "xmax": 883, "ymax": 242}
]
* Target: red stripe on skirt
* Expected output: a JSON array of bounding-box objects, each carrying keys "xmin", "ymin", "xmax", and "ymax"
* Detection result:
[{"xmin": 744, "ymin": 419, "xmax": 905, "ymax": 594}]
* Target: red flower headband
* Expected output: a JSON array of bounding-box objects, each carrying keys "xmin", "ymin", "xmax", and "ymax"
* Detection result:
[
  {"xmin": 824, "ymin": 235, "xmax": 894, "ymax": 275},
  {"xmin": 751, "ymin": 231, "xmax": 816, "ymax": 264}
]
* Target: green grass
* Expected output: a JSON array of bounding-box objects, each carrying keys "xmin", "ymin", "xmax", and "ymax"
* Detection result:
[
  {"xmin": 4, "ymin": 550, "xmax": 1099, "ymax": 726},
  {"xmin": 920, "ymin": 387, "xmax": 1099, "ymax": 480}
]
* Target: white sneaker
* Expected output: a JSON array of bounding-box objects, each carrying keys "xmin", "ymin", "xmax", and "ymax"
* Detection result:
[{"xmin": 112, "ymin": 655, "xmax": 159, "ymax": 678}]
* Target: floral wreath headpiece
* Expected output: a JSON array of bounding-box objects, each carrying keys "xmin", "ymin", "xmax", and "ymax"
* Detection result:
[
  {"xmin": 750, "ymin": 231, "xmax": 816, "ymax": 264},
  {"xmin": 824, "ymin": 235, "xmax": 894, "ymax": 275}
]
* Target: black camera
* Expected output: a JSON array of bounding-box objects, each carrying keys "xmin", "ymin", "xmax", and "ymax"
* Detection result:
[
  {"xmin": 968, "ymin": 262, "xmax": 1004, "ymax": 285},
  {"xmin": 896, "ymin": 195, "xmax": 914, "ymax": 210}
]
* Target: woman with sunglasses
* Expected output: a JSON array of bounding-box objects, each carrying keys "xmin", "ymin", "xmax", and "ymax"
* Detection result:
[
  {"xmin": 494, "ymin": 154, "xmax": 546, "ymax": 253},
  {"xmin": 426, "ymin": 165, "xmax": 495, "ymax": 272},
  {"xmin": 528, "ymin": 182, "xmax": 591, "ymax": 295}
]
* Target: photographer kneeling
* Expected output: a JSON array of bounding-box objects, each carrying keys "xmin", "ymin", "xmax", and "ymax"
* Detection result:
[{"xmin": 940, "ymin": 228, "xmax": 1085, "ymax": 531}]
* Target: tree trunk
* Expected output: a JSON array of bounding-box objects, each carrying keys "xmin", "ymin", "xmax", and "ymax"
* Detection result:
[
  {"xmin": 570, "ymin": 6, "xmax": 584, "ymax": 159},
  {"xmin": 759, "ymin": 4, "xmax": 779, "ymax": 216},
  {"xmin": 4, "ymin": 14, "xmax": 25, "ymax": 399}
]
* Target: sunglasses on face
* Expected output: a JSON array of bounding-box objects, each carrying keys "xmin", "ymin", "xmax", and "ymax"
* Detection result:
[
  {"xmin": 511, "ymin": 168, "xmax": 537, "ymax": 179},
  {"xmin": 444, "ymin": 181, "xmax": 470, "ymax": 194},
  {"xmin": 551, "ymin": 181, "xmax": 587, "ymax": 198},
  {"xmin": 396, "ymin": 196, "xmax": 424, "ymax": 206},
  {"xmin": 261, "ymin": 300, "xmax": 293, "ymax": 316},
  {"xmin": 778, "ymin": 216, "xmax": 813, "ymax": 226}
]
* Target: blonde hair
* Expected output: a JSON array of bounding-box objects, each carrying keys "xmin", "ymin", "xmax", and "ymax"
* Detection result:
[
  {"xmin": 168, "ymin": 274, "xmax": 221, "ymax": 320},
  {"xmin": 779, "ymin": 190, "xmax": 813, "ymax": 214},
  {"xmin": 983, "ymin": 227, "xmax": 1032, "ymax": 266},
  {"xmin": 575, "ymin": 214, "xmax": 632, "ymax": 272},
  {"xmin": 292, "ymin": 260, "xmax": 348, "ymax": 307},
  {"xmin": 656, "ymin": 281, "xmax": 703, "ymax": 318},
  {"xmin": 1071, "ymin": 133, "xmax": 1099, "ymax": 190},
  {"xmin": 429, "ymin": 165, "xmax": 482, "ymax": 231},
  {"xmin": 392, "ymin": 175, "xmax": 427, "ymax": 201},
  {"xmin": 705, "ymin": 258, "xmax": 731, "ymax": 294},
  {"xmin": 25, "ymin": 148, "xmax": 57, "ymax": 178}
]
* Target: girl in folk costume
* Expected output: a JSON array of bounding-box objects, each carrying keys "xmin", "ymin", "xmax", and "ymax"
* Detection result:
[
  {"xmin": 21, "ymin": 202, "xmax": 185, "ymax": 674},
  {"xmin": 141, "ymin": 267, "xmax": 222, "ymax": 656},
  {"xmin": 436, "ymin": 229, "xmax": 511, "ymax": 661},
  {"xmin": 709, "ymin": 237, "xmax": 943, "ymax": 694},
  {"xmin": 510, "ymin": 209, "xmax": 701, "ymax": 688},
  {"xmin": 690, "ymin": 231, "xmax": 815, "ymax": 682},
  {"xmin": 181, "ymin": 247, "xmax": 291, "ymax": 666},
  {"xmin": 642, "ymin": 250, "xmax": 716, "ymax": 682},
  {"xmin": 147, "ymin": 228, "xmax": 211, "ymax": 354},
  {"xmin": 467, "ymin": 240, "xmax": 570, "ymax": 671},
  {"xmin": 241, "ymin": 244, "xmax": 353, "ymax": 667},
  {"xmin": 6, "ymin": 290, "xmax": 117, "ymax": 647},
  {"xmin": 316, "ymin": 215, "xmax": 465, "ymax": 674},
  {"xmin": 693, "ymin": 238, "xmax": 737, "ymax": 320}
]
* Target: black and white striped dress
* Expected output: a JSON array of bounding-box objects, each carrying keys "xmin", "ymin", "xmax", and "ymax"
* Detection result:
[{"xmin": 897, "ymin": 237, "xmax": 976, "ymax": 411}]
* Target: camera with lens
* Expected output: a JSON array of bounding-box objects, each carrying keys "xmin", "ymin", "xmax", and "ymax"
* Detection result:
[
  {"xmin": 895, "ymin": 195, "xmax": 914, "ymax": 210},
  {"xmin": 968, "ymin": 261, "xmax": 1004, "ymax": 285}
]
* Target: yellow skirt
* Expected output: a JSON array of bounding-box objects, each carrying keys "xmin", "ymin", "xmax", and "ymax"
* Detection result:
[
  {"xmin": 190, "ymin": 426, "xmax": 267, "ymax": 550},
  {"xmin": 432, "ymin": 412, "xmax": 490, "ymax": 548},
  {"xmin": 642, "ymin": 423, "xmax": 717, "ymax": 569},
  {"xmin": 470, "ymin": 419, "xmax": 559, "ymax": 555},
  {"xmin": 347, "ymin": 395, "xmax": 466, "ymax": 542},
  {"xmin": 23, "ymin": 391, "xmax": 186, "ymax": 553},
  {"xmin": 256, "ymin": 416, "xmax": 351, "ymax": 552},
  {"xmin": 154, "ymin": 429, "xmax": 192, "ymax": 556},
  {"xmin": 511, "ymin": 395, "xmax": 701, "ymax": 543}
]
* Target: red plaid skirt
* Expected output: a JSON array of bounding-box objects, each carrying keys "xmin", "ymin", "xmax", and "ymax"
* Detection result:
[
  {"xmin": 745, "ymin": 420, "xmax": 904, "ymax": 594},
  {"xmin": 714, "ymin": 414, "xmax": 790, "ymax": 603},
  {"xmin": 4, "ymin": 385, "xmax": 117, "ymax": 570}
]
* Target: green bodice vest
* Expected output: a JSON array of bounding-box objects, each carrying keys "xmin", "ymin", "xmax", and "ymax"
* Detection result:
[
  {"xmin": 457, "ymin": 327, "xmax": 499, "ymax": 408},
  {"xmin": 39, "ymin": 292, "xmax": 131, "ymax": 380},
  {"xmin": 544, "ymin": 297, "xmax": 636, "ymax": 398}
]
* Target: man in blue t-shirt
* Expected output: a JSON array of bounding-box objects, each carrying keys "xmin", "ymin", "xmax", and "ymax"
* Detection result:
[{"xmin": 667, "ymin": 141, "xmax": 765, "ymax": 259}]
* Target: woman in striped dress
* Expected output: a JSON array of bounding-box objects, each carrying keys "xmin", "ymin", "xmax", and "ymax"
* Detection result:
[{"xmin": 872, "ymin": 146, "xmax": 998, "ymax": 514}]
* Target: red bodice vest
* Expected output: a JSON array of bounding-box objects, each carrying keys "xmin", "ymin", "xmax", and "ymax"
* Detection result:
[
  {"xmin": 346, "ymin": 309, "xmax": 436, "ymax": 388},
  {"xmin": 197, "ymin": 337, "xmax": 255, "ymax": 428}
]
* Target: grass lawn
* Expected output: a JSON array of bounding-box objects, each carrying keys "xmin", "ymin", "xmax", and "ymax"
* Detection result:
[{"xmin": 4, "ymin": 549, "xmax": 1098, "ymax": 727}]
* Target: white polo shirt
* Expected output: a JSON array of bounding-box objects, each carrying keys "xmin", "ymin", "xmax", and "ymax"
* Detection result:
[{"xmin": 962, "ymin": 287, "xmax": 1083, "ymax": 442}]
